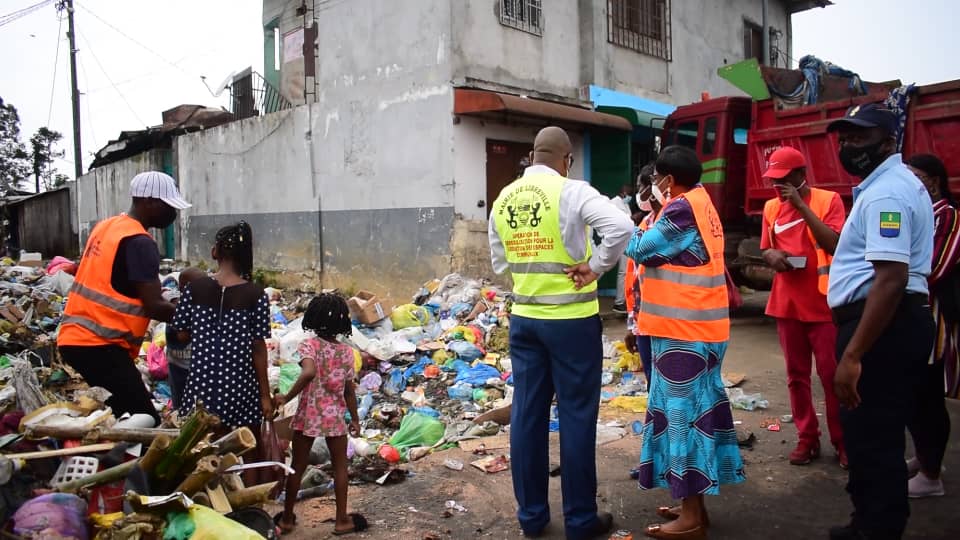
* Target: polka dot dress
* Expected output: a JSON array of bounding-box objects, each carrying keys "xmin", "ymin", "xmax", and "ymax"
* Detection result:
[{"xmin": 171, "ymin": 278, "xmax": 271, "ymax": 428}]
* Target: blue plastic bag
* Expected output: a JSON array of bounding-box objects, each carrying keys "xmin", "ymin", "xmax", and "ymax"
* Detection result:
[
  {"xmin": 449, "ymin": 341, "xmax": 483, "ymax": 362},
  {"xmin": 447, "ymin": 383, "xmax": 474, "ymax": 401},
  {"xmin": 410, "ymin": 406, "xmax": 440, "ymax": 418},
  {"xmin": 403, "ymin": 357, "xmax": 434, "ymax": 379},
  {"xmin": 384, "ymin": 368, "xmax": 407, "ymax": 396},
  {"xmin": 455, "ymin": 363, "xmax": 501, "ymax": 386}
]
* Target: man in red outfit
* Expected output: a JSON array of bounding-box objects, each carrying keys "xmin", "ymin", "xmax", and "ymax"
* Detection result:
[{"xmin": 760, "ymin": 146, "xmax": 847, "ymax": 467}]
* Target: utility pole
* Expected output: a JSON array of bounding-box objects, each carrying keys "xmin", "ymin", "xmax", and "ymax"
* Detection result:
[{"xmin": 62, "ymin": 0, "xmax": 82, "ymax": 179}]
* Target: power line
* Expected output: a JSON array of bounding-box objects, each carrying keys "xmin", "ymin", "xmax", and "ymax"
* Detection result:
[
  {"xmin": 74, "ymin": 2, "xmax": 194, "ymax": 78},
  {"xmin": 78, "ymin": 30, "xmax": 146, "ymax": 128},
  {"xmin": 0, "ymin": 0, "xmax": 54, "ymax": 28},
  {"xmin": 46, "ymin": 15, "xmax": 63, "ymax": 126}
]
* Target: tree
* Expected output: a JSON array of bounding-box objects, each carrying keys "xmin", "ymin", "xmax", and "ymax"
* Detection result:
[
  {"xmin": 0, "ymin": 97, "xmax": 30, "ymax": 196},
  {"xmin": 30, "ymin": 127, "xmax": 69, "ymax": 192}
]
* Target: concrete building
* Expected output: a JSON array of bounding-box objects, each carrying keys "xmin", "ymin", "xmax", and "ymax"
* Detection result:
[{"xmin": 77, "ymin": 1, "xmax": 829, "ymax": 297}]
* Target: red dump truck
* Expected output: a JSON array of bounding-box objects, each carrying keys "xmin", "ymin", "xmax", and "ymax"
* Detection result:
[{"xmin": 660, "ymin": 64, "xmax": 960, "ymax": 286}]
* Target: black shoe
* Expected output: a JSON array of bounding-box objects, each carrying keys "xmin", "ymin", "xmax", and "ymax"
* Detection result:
[
  {"xmin": 612, "ymin": 304, "xmax": 627, "ymax": 314},
  {"xmin": 523, "ymin": 529, "xmax": 544, "ymax": 539},
  {"xmin": 568, "ymin": 512, "xmax": 614, "ymax": 540}
]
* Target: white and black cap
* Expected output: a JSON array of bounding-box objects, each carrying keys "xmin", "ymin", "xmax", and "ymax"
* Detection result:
[{"xmin": 130, "ymin": 171, "xmax": 191, "ymax": 209}]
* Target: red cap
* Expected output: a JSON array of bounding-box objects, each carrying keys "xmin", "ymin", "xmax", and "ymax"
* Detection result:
[{"xmin": 763, "ymin": 146, "xmax": 806, "ymax": 179}]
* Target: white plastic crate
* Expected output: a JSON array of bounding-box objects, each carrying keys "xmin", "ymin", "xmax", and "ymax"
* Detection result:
[{"xmin": 51, "ymin": 456, "xmax": 99, "ymax": 488}]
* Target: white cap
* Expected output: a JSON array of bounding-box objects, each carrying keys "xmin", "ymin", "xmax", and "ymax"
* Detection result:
[{"xmin": 130, "ymin": 171, "xmax": 191, "ymax": 210}]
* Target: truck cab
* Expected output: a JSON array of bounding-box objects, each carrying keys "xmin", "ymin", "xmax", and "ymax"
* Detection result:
[{"xmin": 661, "ymin": 97, "xmax": 752, "ymax": 229}]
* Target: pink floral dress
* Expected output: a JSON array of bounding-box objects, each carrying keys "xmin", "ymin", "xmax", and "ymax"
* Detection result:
[{"xmin": 290, "ymin": 337, "xmax": 355, "ymax": 437}]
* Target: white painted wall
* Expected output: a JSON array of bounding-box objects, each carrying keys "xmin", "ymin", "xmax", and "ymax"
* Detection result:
[{"xmin": 453, "ymin": 116, "xmax": 586, "ymax": 221}]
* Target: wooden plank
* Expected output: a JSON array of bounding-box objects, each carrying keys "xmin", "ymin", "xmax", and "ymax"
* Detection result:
[{"xmin": 5, "ymin": 442, "xmax": 116, "ymax": 460}]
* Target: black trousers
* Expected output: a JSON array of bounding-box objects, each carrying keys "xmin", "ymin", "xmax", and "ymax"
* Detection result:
[
  {"xmin": 834, "ymin": 294, "xmax": 934, "ymax": 539},
  {"xmin": 59, "ymin": 345, "xmax": 161, "ymax": 426},
  {"xmin": 907, "ymin": 358, "xmax": 951, "ymax": 475}
]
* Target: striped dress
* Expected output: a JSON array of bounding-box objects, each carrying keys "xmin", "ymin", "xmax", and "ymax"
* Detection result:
[
  {"xmin": 625, "ymin": 193, "xmax": 746, "ymax": 499},
  {"xmin": 929, "ymin": 198, "xmax": 960, "ymax": 398}
]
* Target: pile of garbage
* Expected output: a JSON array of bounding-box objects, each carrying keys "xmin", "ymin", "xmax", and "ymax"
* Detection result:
[
  {"xmin": 0, "ymin": 262, "xmax": 655, "ymax": 539},
  {"xmin": 0, "ymin": 255, "xmax": 76, "ymax": 358}
]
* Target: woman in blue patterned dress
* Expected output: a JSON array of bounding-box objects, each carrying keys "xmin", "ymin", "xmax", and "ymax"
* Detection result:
[{"xmin": 625, "ymin": 146, "xmax": 745, "ymax": 539}]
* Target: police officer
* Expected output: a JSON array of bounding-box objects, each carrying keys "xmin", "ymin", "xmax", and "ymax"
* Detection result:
[
  {"xmin": 489, "ymin": 126, "xmax": 632, "ymax": 539},
  {"xmin": 825, "ymin": 104, "xmax": 935, "ymax": 540}
]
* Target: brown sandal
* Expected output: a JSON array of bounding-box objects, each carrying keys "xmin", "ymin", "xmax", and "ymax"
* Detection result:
[
  {"xmin": 645, "ymin": 523, "xmax": 707, "ymax": 540},
  {"xmin": 655, "ymin": 506, "xmax": 710, "ymax": 528}
]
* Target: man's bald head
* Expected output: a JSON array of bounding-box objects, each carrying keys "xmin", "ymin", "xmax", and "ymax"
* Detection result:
[{"xmin": 531, "ymin": 126, "xmax": 573, "ymax": 176}]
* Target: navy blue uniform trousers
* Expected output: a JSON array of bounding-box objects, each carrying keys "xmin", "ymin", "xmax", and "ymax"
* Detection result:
[{"xmin": 509, "ymin": 314, "xmax": 603, "ymax": 539}]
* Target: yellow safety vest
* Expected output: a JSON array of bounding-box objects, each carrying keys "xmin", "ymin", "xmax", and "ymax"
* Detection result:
[{"xmin": 492, "ymin": 173, "xmax": 598, "ymax": 319}]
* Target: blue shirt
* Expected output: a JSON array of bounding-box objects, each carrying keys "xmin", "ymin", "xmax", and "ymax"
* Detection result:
[{"xmin": 826, "ymin": 154, "xmax": 934, "ymax": 308}]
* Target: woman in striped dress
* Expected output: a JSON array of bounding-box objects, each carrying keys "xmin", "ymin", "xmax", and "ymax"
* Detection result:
[{"xmin": 905, "ymin": 154, "xmax": 958, "ymax": 498}]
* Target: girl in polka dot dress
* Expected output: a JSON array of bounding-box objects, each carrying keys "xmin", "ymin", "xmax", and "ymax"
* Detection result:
[
  {"xmin": 275, "ymin": 293, "xmax": 364, "ymax": 536},
  {"xmin": 170, "ymin": 222, "xmax": 274, "ymax": 459}
]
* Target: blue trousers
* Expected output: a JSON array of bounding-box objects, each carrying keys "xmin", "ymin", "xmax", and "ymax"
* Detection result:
[
  {"xmin": 509, "ymin": 314, "xmax": 603, "ymax": 539},
  {"xmin": 635, "ymin": 334, "xmax": 652, "ymax": 385}
]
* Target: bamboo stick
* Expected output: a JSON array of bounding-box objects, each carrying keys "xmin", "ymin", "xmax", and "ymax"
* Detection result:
[
  {"xmin": 175, "ymin": 455, "xmax": 220, "ymax": 496},
  {"xmin": 24, "ymin": 425, "xmax": 181, "ymax": 445},
  {"xmin": 211, "ymin": 427, "xmax": 256, "ymax": 456},
  {"xmin": 55, "ymin": 459, "xmax": 137, "ymax": 493},
  {"xmin": 225, "ymin": 482, "xmax": 278, "ymax": 508},
  {"xmin": 152, "ymin": 404, "xmax": 219, "ymax": 485},
  {"xmin": 3, "ymin": 442, "xmax": 115, "ymax": 460},
  {"xmin": 138, "ymin": 435, "xmax": 171, "ymax": 473}
]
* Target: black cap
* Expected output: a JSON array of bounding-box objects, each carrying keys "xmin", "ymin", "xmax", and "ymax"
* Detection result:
[{"xmin": 827, "ymin": 103, "xmax": 897, "ymax": 135}]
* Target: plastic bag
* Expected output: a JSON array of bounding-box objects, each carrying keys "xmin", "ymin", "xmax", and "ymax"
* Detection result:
[
  {"xmin": 164, "ymin": 505, "xmax": 262, "ymax": 540},
  {"xmin": 278, "ymin": 363, "xmax": 302, "ymax": 395},
  {"xmin": 449, "ymin": 341, "xmax": 483, "ymax": 362},
  {"xmin": 390, "ymin": 304, "xmax": 431, "ymax": 330},
  {"xmin": 403, "ymin": 357, "xmax": 434, "ymax": 379},
  {"xmin": 13, "ymin": 493, "xmax": 88, "ymax": 539},
  {"xmin": 259, "ymin": 420, "xmax": 286, "ymax": 488},
  {"xmin": 383, "ymin": 368, "xmax": 407, "ymax": 396},
  {"xmin": 146, "ymin": 344, "xmax": 168, "ymax": 380},
  {"xmin": 609, "ymin": 395, "xmax": 648, "ymax": 413},
  {"xmin": 388, "ymin": 413, "xmax": 445, "ymax": 458},
  {"xmin": 725, "ymin": 266, "xmax": 743, "ymax": 310},
  {"xmin": 455, "ymin": 363, "xmax": 500, "ymax": 386}
]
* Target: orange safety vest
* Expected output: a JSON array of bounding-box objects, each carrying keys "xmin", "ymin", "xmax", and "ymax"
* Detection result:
[
  {"xmin": 625, "ymin": 211, "xmax": 657, "ymax": 315},
  {"xmin": 638, "ymin": 187, "xmax": 729, "ymax": 343},
  {"xmin": 58, "ymin": 215, "xmax": 153, "ymax": 357},
  {"xmin": 762, "ymin": 188, "xmax": 836, "ymax": 295}
]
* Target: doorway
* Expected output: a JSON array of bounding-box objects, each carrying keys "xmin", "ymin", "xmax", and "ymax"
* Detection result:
[{"xmin": 485, "ymin": 139, "xmax": 533, "ymax": 217}]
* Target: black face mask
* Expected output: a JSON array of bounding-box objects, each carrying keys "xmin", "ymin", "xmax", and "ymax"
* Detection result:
[{"xmin": 839, "ymin": 140, "xmax": 887, "ymax": 178}]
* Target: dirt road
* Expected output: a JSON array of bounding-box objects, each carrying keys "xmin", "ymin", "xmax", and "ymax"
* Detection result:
[{"xmin": 277, "ymin": 293, "xmax": 959, "ymax": 539}]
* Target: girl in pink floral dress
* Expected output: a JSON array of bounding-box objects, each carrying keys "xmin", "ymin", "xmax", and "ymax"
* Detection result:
[{"xmin": 275, "ymin": 293, "xmax": 363, "ymax": 535}]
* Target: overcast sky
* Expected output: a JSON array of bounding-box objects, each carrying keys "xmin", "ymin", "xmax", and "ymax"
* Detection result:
[{"xmin": 0, "ymin": 0, "xmax": 955, "ymax": 187}]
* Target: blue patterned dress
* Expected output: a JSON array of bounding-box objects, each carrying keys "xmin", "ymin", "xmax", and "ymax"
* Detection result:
[{"xmin": 626, "ymin": 191, "xmax": 746, "ymax": 499}]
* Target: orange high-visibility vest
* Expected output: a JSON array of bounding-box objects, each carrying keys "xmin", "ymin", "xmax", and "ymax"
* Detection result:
[
  {"xmin": 58, "ymin": 215, "xmax": 153, "ymax": 357},
  {"xmin": 762, "ymin": 188, "xmax": 837, "ymax": 295},
  {"xmin": 625, "ymin": 211, "xmax": 657, "ymax": 315},
  {"xmin": 638, "ymin": 186, "xmax": 729, "ymax": 343}
]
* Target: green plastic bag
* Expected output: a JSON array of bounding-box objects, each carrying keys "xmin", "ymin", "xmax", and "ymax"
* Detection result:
[
  {"xmin": 390, "ymin": 304, "xmax": 430, "ymax": 329},
  {"xmin": 279, "ymin": 363, "xmax": 302, "ymax": 395},
  {"xmin": 164, "ymin": 505, "xmax": 262, "ymax": 540},
  {"xmin": 388, "ymin": 413, "xmax": 445, "ymax": 458}
]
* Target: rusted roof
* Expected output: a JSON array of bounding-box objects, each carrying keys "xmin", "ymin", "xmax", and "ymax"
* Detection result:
[{"xmin": 454, "ymin": 88, "xmax": 633, "ymax": 131}]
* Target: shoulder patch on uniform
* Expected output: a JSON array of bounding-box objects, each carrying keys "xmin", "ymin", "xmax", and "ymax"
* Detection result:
[{"xmin": 879, "ymin": 211, "xmax": 901, "ymax": 238}]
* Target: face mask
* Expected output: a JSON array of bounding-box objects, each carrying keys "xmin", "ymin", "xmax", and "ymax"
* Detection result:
[
  {"xmin": 636, "ymin": 194, "xmax": 652, "ymax": 212},
  {"xmin": 839, "ymin": 140, "xmax": 886, "ymax": 178},
  {"xmin": 651, "ymin": 182, "xmax": 667, "ymax": 204}
]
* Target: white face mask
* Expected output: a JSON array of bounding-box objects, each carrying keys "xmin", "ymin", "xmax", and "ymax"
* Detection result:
[
  {"xmin": 636, "ymin": 194, "xmax": 653, "ymax": 212},
  {"xmin": 651, "ymin": 182, "xmax": 667, "ymax": 204}
]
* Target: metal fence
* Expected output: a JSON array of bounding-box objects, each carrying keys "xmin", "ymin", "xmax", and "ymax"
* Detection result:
[
  {"xmin": 500, "ymin": 0, "xmax": 542, "ymax": 36},
  {"xmin": 229, "ymin": 71, "xmax": 293, "ymax": 120},
  {"xmin": 607, "ymin": 0, "xmax": 672, "ymax": 61}
]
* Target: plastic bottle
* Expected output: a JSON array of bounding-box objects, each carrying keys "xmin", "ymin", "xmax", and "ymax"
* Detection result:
[{"xmin": 358, "ymin": 393, "xmax": 374, "ymax": 420}]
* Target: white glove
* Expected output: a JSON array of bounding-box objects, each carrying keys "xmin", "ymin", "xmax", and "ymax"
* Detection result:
[{"xmin": 161, "ymin": 289, "xmax": 181, "ymax": 302}]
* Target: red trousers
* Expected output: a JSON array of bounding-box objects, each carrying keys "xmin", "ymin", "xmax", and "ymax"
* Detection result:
[{"xmin": 776, "ymin": 318, "xmax": 844, "ymax": 448}]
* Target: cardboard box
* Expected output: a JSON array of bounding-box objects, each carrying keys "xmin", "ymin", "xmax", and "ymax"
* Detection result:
[{"xmin": 348, "ymin": 290, "xmax": 392, "ymax": 325}]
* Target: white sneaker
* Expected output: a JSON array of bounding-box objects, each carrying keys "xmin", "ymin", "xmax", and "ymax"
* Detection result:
[{"xmin": 908, "ymin": 472, "xmax": 945, "ymax": 498}]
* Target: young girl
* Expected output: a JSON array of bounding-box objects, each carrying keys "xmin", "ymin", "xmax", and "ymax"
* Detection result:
[
  {"xmin": 171, "ymin": 222, "xmax": 274, "ymax": 451},
  {"xmin": 275, "ymin": 293, "xmax": 364, "ymax": 536}
]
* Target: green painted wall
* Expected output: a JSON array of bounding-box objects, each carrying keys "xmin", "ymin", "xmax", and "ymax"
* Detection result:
[{"xmin": 589, "ymin": 131, "xmax": 631, "ymax": 295}]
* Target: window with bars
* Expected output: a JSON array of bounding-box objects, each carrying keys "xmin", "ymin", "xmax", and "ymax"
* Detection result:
[
  {"xmin": 500, "ymin": 0, "xmax": 542, "ymax": 36},
  {"xmin": 607, "ymin": 0, "xmax": 672, "ymax": 61}
]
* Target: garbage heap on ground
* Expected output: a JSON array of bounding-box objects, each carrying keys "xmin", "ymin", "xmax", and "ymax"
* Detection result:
[{"xmin": 0, "ymin": 262, "xmax": 655, "ymax": 539}]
